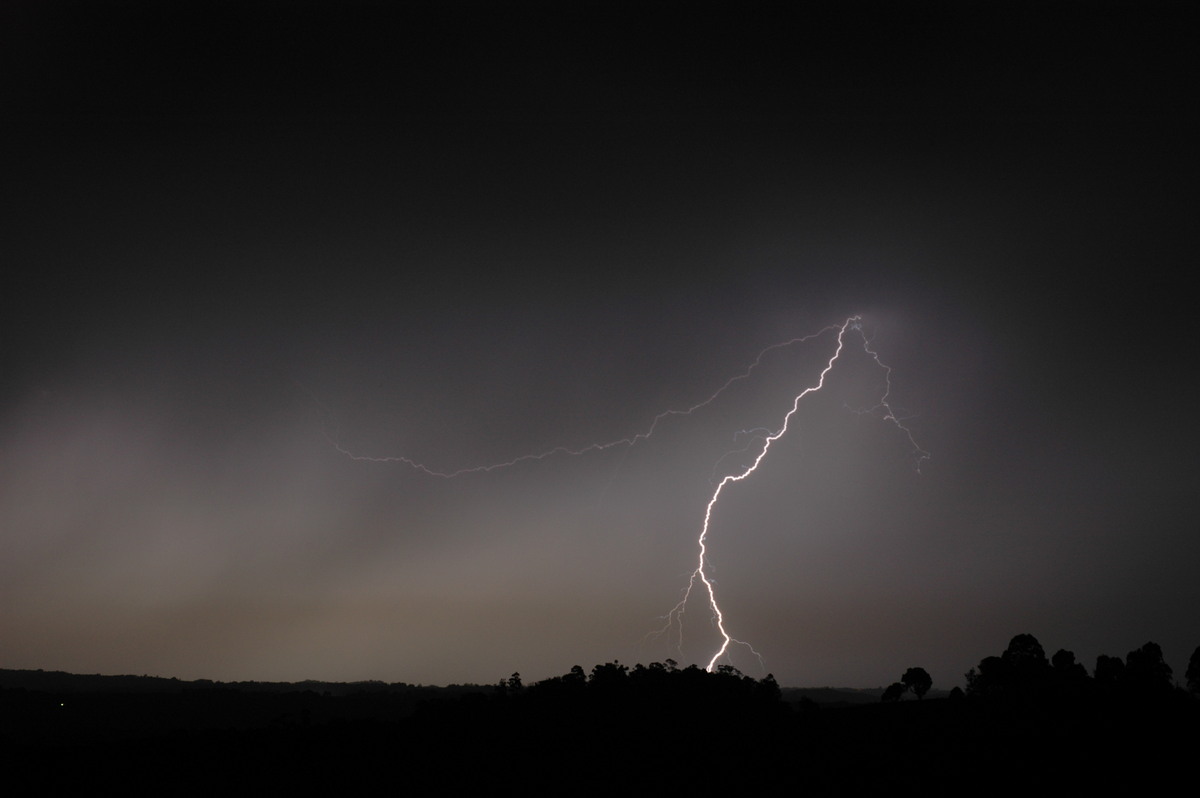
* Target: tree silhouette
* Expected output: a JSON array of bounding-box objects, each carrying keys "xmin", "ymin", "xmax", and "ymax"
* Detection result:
[
  {"xmin": 588, "ymin": 660, "xmax": 628, "ymax": 691},
  {"xmin": 1124, "ymin": 642, "xmax": 1172, "ymax": 691},
  {"xmin": 755, "ymin": 673, "xmax": 782, "ymax": 703},
  {"xmin": 901, "ymin": 667, "xmax": 932, "ymax": 699},
  {"xmin": 1187, "ymin": 646, "xmax": 1200, "ymax": 695},
  {"xmin": 1003, "ymin": 634, "xmax": 1048, "ymax": 671},
  {"xmin": 1051, "ymin": 648, "xmax": 1079, "ymax": 671},
  {"xmin": 1094, "ymin": 654, "xmax": 1125, "ymax": 687},
  {"xmin": 965, "ymin": 635, "xmax": 1059, "ymax": 697},
  {"xmin": 564, "ymin": 665, "xmax": 586, "ymax": 687},
  {"xmin": 965, "ymin": 655, "xmax": 1013, "ymax": 696},
  {"xmin": 1050, "ymin": 649, "xmax": 1088, "ymax": 691},
  {"xmin": 881, "ymin": 682, "xmax": 906, "ymax": 702}
]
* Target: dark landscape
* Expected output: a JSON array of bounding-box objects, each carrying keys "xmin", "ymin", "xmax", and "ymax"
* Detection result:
[
  {"xmin": 4, "ymin": 3, "xmax": 1197, "ymax": 792},
  {"xmin": 6, "ymin": 635, "xmax": 1199, "ymax": 791}
]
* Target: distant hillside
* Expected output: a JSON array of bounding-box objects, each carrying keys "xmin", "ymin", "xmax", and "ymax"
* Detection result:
[
  {"xmin": 4, "ymin": 660, "xmax": 1196, "ymax": 792},
  {"xmin": 2, "ymin": 668, "xmax": 953, "ymax": 703},
  {"xmin": 0, "ymin": 667, "xmax": 457, "ymax": 696}
]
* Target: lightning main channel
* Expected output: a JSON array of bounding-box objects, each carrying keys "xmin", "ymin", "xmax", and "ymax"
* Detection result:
[
  {"xmin": 659, "ymin": 315, "xmax": 928, "ymax": 672},
  {"xmin": 325, "ymin": 314, "xmax": 927, "ymax": 672}
]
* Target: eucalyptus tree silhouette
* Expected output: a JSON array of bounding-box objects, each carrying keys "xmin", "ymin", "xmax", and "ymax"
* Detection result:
[
  {"xmin": 965, "ymin": 634, "xmax": 1052, "ymax": 696},
  {"xmin": 1094, "ymin": 654, "xmax": 1125, "ymax": 687},
  {"xmin": 1124, "ymin": 642, "xmax": 1172, "ymax": 691},
  {"xmin": 1003, "ymin": 634, "xmax": 1048, "ymax": 671},
  {"xmin": 901, "ymin": 667, "xmax": 932, "ymax": 699}
]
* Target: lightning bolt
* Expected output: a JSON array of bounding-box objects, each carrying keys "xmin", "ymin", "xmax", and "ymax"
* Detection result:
[
  {"xmin": 324, "ymin": 314, "xmax": 927, "ymax": 673},
  {"xmin": 657, "ymin": 315, "xmax": 927, "ymax": 671}
]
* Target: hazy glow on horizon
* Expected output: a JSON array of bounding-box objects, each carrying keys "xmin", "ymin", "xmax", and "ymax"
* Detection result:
[
  {"xmin": 5, "ymin": 4, "xmax": 1195, "ymax": 689},
  {"xmin": 4, "ymin": 311, "xmax": 936, "ymax": 683}
]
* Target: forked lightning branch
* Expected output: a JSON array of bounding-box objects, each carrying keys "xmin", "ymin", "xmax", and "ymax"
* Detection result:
[
  {"xmin": 329, "ymin": 315, "xmax": 928, "ymax": 671},
  {"xmin": 654, "ymin": 316, "xmax": 927, "ymax": 671}
]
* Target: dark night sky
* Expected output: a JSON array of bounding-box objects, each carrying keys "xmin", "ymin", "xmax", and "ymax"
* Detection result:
[{"xmin": 3, "ymin": 2, "xmax": 1196, "ymax": 687}]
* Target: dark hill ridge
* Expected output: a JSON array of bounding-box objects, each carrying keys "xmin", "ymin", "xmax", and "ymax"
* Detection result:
[
  {"xmin": 0, "ymin": 667, "xmax": 429, "ymax": 696},
  {"xmin": 4, "ymin": 647, "xmax": 1198, "ymax": 792},
  {"xmin": 0, "ymin": 667, "xmax": 483, "ymax": 740},
  {"xmin": 2, "ymin": 667, "xmax": 890, "ymax": 705}
]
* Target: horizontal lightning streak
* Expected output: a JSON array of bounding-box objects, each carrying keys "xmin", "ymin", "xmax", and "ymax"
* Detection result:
[{"xmin": 326, "ymin": 325, "xmax": 844, "ymax": 477}]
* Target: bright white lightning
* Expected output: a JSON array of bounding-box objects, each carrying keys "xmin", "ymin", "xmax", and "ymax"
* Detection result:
[
  {"xmin": 658, "ymin": 315, "xmax": 927, "ymax": 671},
  {"xmin": 327, "ymin": 314, "xmax": 927, "ymax": 672}
]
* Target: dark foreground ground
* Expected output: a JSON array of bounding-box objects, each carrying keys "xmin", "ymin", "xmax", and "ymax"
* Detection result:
[{"xmin": 4, "ymin": 666, "xmax": 1197, "ymax": 794}]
